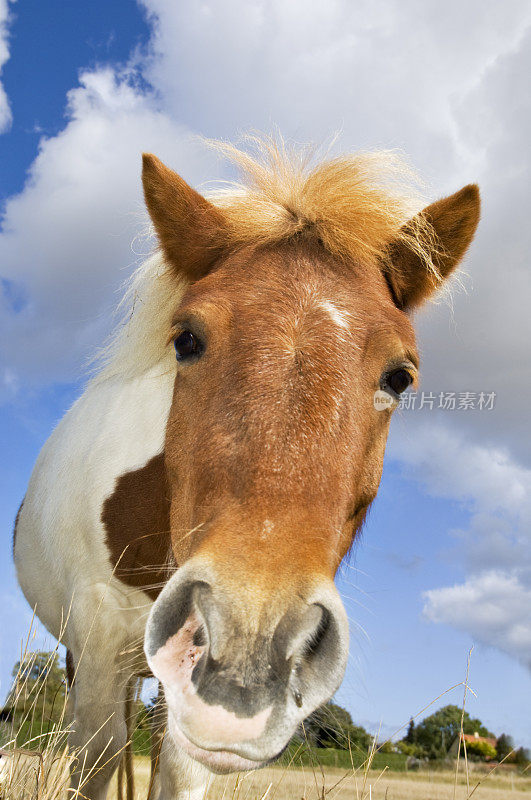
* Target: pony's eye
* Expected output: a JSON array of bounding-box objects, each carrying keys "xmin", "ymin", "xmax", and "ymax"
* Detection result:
[
  {"xmin": 385, "ymin": 368, "xmax": 413, "ymax": 396},
  {"xmin": 173, "ymin": 330, "xmax": 203, "ymax": 361}
]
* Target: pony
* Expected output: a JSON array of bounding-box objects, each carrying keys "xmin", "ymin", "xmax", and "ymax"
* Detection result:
[{"xmin": 13, "ymin": 136, "xmax": 480, "ymax": 800}]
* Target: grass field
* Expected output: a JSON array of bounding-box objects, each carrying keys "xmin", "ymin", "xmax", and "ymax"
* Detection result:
[
  {"xmin": 3, "ymin": 646, "xmax": 529, "ymax": 800},
  {"xmin": 107, "ymin": 756, "xmax": 531, "ymax": 800},
  {"xmin": 3, "ymin": 745, "xmax": 530, "ymax": 800}
]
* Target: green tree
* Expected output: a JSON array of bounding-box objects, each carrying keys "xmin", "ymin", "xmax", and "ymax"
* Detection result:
[
  {"xmin": 405, "ymin": 717, "xmax": 416, "ymax": 744},
  {"xmin": 414, "ymin": 705, "xmax": 494, "ymax": 759},
  {"xmin": 303, "ymin": 702, "xmax": 372, "ymax": 752},
  {"xmin": 496, "ymin": 733, "xmax": 514, "ymax": 760},
  {"xmin": 515, "ymin": 747, "xmax": 530, "ymax": 767},
  {"xmin": 396, "ymin": 740, "xmax": 424, "ymax": 758},
  {"xmin": 344, "ymin": 725, "xmax": 373, "ymax": 753},
  {"xmin": 3, "ymin": 651, "xmax": 67, "ymax": 735}
]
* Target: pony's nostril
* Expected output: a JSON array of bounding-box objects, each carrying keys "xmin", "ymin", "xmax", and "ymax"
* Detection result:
[
  {"xmin": 261, "ymin": 596, "xmax": 348, "ymax": 718},
  {"xmin": 145, "ymin": 576, "xmax": 214, "ymax": 661},
  {"xmin": 274, "ymin": 602, "xmax": 333, "ymax": 667},
  {"xmin": 192, "ymin": 625, "xmax": 207, "ymax": 647},
  {"xmin": 284, "ymin": 599, "xmax": 347, "ymax": 707},
  {"xmin": 301, "ymin": 604, "xmax": 331, "ymax": 661}
]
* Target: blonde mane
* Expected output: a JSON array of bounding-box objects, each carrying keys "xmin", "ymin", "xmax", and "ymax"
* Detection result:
[
  {"xmin": 207, "ymin": 134, "xmax": 435, "ymax": 268},
  {"xmin": 91, "ymin": 135, "xmax": 436, "ymax": 386}
]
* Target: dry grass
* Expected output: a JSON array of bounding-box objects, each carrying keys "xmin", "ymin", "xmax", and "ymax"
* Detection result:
[
  {"xmin": 0, "ymin": 625, "xmax": 75, "ymax": 800},
  {"xmin": 0, "ymin": 748, "xmax": 72, "ymax": 800},
  {"xmin": 2, "ymin": 704, "xmax": 530, "ymax": 800},
  {"xmin": 2, "ymin": 627, "xmax": 528, "ymax": 800},
  {"xmin": 109, "ymin": 756, "xmax": 531, "ymax": 800}
]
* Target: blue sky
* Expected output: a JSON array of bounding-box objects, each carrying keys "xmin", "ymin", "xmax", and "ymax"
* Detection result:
[
  {"xmin": 1, "ymin": 0, "xmax": 530, "ymax": 747},
  {"xmin": 0, "ymin": 0, "xmax": 148, "ymax": 199}
]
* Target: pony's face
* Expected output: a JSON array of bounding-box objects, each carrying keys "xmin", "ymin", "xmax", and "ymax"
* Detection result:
[
  {"xmin": 142, "ymin": 150, "xmax": 480, "ymax": 772},
  {"xmin": 149, "ymin": 243, "xmax": 413, "ymax": 770}
]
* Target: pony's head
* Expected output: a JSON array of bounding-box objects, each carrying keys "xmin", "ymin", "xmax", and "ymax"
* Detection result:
[{"xmin": 142, "ymin": 139, "xmax": 480, "ymax": 772}]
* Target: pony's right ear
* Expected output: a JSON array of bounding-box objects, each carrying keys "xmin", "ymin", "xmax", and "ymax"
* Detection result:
[
  {"xmin": 142, "ymin": 154, "xmax": 228, "ymax": 281},
  {"xmin": 383, "ymin": 185, "xmax": 480, "ymax": 310}
]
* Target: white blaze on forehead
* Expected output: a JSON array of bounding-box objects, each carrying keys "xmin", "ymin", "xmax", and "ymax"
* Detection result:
[
  {"xmin": 260, "ymin": 519, "xmax": 275, "ymax": 539},
  {"xmin": 318, "ymin": 300, "xmax": 350, "ymax": 330}
]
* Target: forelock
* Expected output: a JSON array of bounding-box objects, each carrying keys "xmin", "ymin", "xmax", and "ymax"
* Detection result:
[{"xmin": 205, "ymin": 133, "xmax": 438, "ymax": 275}]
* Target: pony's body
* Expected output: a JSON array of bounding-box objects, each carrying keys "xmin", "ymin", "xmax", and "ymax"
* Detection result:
[
  {"xmin": 15, "ymin": 340, "xmax": 183, "ymax": 797},
  {"xmin": 16, "ymin": 356, "xmax": 171, "ymax": 639},
  {"xmin": 17, "ymin": 251, "xmax": 181, "ymax": 634},
  {"xmin": 14, "ymin": 138, "xmax": 480, "ymax": 800}
]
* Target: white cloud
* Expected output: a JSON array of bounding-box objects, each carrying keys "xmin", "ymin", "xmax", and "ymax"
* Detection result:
[
  {"xmin": 413, "ymin": 21, "xmax": 531, "ymax": 466},
  {"xmin": 0, "ymin": 0, "xmax": 14, "ymax": 132},
  {"xmin": 141, "ymin": 0, "xmax": 530, "ymax": 176},
  {"xmin": 0, "ymin": 68, "xmax": 219, "ymax": 386},
  {"xmin": 424, "ymin": 573, "xmax": 531, "ymax": 669},
  {"xmin": 390, "ymin": 422, "xmax": 531, "ymax": 666},
  {"xmin": 392, "ymin": 423, "xmax": 531, "ymax": 520}
]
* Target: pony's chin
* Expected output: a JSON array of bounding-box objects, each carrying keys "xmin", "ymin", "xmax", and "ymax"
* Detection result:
[{"xmin": 168, "ymin": 715, "xmax": 266, "ymax": 774}]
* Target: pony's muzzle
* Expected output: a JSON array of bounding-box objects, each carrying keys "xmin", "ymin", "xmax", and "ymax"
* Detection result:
[{"xmin": 144, "ymin": 562, "xmax": 349, "ymax": 771}]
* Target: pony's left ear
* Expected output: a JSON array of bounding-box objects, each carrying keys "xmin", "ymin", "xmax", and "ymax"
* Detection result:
[
  {"xmin": 142, "ymin": 153, "xmax": 228, "ymax": 281},
  {"xmin": 384, "ymin": 184, "xmax": 480, "ymax": 310}
]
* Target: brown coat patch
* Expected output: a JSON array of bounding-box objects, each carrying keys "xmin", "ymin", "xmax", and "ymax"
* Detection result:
[{"xmin": 101, "ymin": 453, "xmax": 172, "ymax": 599}]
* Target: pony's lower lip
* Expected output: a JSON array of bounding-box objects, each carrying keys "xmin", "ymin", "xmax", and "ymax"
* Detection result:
[{"xmin": 168, "ymin": 715, "xmax": 266, "ymax": 774}]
